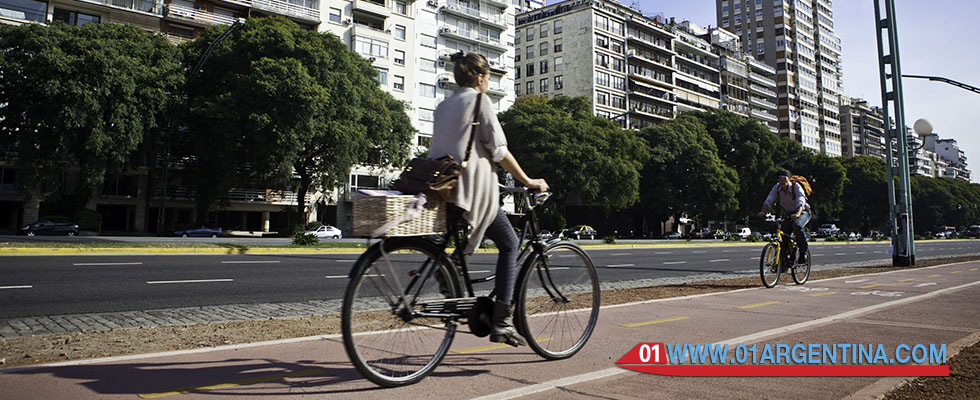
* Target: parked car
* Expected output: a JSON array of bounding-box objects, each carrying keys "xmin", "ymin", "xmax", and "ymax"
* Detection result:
[
  {"xmin": 816, "ymin": 224, "xmax": 841, "ymax": 238},
  {"xmin": 174, "ymin": 225, "xmax": 222, "ymax": 238},
  {"xmin": 538, "ymin": 230, "xmax": 554, "ymax": 240},
  {"xmin": 965, "ymin": 225, "xmax": 980, "ymax": 238},
  {"xmin": 735, "ymin": 227, "xmax": 752, "ymax": 239},
  {"xmin": 307, "ymin": 225, "xmax": 342, "ymax": 239},
  {"xmin": 663, "ymin": 231, "xmax": 683, "ymax": 239},
  {"xmin": 18, "ymin": 217, "xmax": 79, "ymax": 236},
  {"xmin": 568, "ymin": 225, "xmax": 597, "ymax": 240}
]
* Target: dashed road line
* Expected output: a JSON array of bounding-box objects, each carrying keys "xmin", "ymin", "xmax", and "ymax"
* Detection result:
[
  {"xmin": 621, "ymin": 316, "xmax": 689, "ymax": 328},
  {"xmin": 611, "ymin": 253, "xmax": 632, "ymax": 256},
  {"xmin": 735, "ymin": 301, "xmax": 779, "ymax": 310},
  {"xmin": 606, "ymin": 264, "xmax": 635, "ymax": 268},
  {"xmin": 663, "ymin": 261, "xmax": 687, "ymax": 265},
  {"xmin": 927, "ymin": 274, "xmax": 942, "ymax": 278},
  {"xmin": 0, "ymin": 285, "xmax": 32, "ymax": 290},
  {"xmin": 147, "ymin": 279, "xmax": 234, "ymax": 285},
  {"xmin": 857, "ymin": 283, "xmax": 882, "ymax": 289},
  {"xmin": 709, "ymin": 259, "xmax": 730, "ymax": 262},
  {"xmin": 73, "ymin": 262, "xmax": 143, "ymax": 266},
  {"xmin": 951, "ymin": 271, "xmax": 963, "ymax": 274},
  {"xmin": 806, "ymin": 291, "xmax": 837, "ymax": 297},
  {"xmin": 451, "ymin": 337, "xmax": 551, "ymax": 354},
  {"xmin": 336, "ymin": 260, "xmax": 357, "ymax": 262},
  {"xmin": 220, "ymin": 260, "xmax": 280, "ymax": 264},
  {"xmin": 897, "ymin": 278, "xmax": 915, "ymax": 282},
  {"xmin": 655, "ymin": 251, "xmax": 674, "ymax": 255}
]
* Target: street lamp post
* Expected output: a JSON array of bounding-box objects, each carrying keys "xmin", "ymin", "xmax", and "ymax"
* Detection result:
[{"xmin": 155, "ymin": 19, "xmax": 244, "ymax": 235}]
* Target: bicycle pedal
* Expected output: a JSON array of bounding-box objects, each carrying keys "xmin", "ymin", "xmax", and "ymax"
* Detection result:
[{"xmin": 419, "ymin": 297, "xmax": 478, "ymax": 313}]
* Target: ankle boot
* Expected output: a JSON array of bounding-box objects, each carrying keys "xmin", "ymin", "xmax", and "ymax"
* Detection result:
[{"xmin": 490, "ymin": 300, "xmax": 526, "ymax": 347}]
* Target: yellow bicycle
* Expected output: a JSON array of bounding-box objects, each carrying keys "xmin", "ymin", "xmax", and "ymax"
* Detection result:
[{"xmin": 760, "ymin": 214, "xmax": 811, "ymax": 288}]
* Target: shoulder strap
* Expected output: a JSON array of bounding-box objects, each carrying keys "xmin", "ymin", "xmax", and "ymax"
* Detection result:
[{"xmin": 461, "ymin": 92, "xmax": 482, "ymax": 168}]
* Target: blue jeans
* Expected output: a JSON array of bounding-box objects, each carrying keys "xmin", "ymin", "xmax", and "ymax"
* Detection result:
[{"xmin": 781, "ymin": 210, "xmax": 810, "ymax": 257}]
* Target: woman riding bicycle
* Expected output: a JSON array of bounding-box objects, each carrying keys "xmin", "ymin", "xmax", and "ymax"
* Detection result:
[
  {"xmin": 429, "ymin": 51, "xmax": 548, "ymax": 347},
  {"xmin": 757, "ymin": 169, "xmax": 810, "ymax": 264}
]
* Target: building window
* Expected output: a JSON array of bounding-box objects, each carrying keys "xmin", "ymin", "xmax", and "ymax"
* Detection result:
[
  {"xmin": 554, "ymin": 19, "xmax": 562, "ymax": 34},
  {"xmin": 554, "ymin": 38, "xmax": 562, "ymax": 53},
  {"xmin": 394, "ymin": 25, "xmax": 406, "ymax": 40},
  {"xmin": 554, "ymin": 75, "xmax": 563, "ymax": 90},
  {"xmin": 328, "ymin": 7, "xmax": 341, "ymax": 23},
  {"xmin": 420, "ymin": 34, "xmax": 436, "ymax": 48},
  {"xmin": 554, "ymin": 56, "xmax": 563, "ymax": 72},
  {"xmin": 394, "ymin": 49, "xmax": 405, "ymax": 65},
  {"xmin": 757, "ymin": 41, "xmax": 765, "ymax": 54},
  {"xmin": 537, "ymin": 42, "xmax": 547, "ymax": 57},
  {"xmin": 420, "ymin": 58, "xmax": 436, "ymax": 72},
  {"xmin": 395, "ymin": 0, "xmax": 406, "ymax": 14},
  {"xmin": 53, "ymin": 8, "xmax": 101, "ymax": 26},
  {"xmin": 540, "ymin": 60, "xmax": 548, "ymax": 74},
  {"xmin": 526, "ymin": 63, "xmax": 534, "ymax": 77},
  {"xmin": 596, "ymin": 91, "xmax": 608, "ymax": 106},
  {"xmin": 355, "ymin": 37, "xmax": 389, "ymax": 59},
  {"xmin": 393, "ymin": 75, "xmax": 404, "ymax": 91},
  {"xmin": 526, "ymin": 28, "xmax": 534, "ymax": 41},
  {"xmin": 612, "ymin": 95, "xmax": 625, "ymax": 109},
  {"xmin": 418, "ymin": 107, "xmax": 434, "ymax": 121},
  {"xmin": 515, "ymin": 83, "xmax": 521, "ymax": 96},
  {"xmin": 596, "ymin": 52, "xmax": 609, "ymax": 67},
  {"xmin": 167, "ymin": 24, "xmax": 195, "ymax": 39},
  {"xmin": 540, "ymin": 78, "xmax": 548, "ymax": 92},
  {"xmin": 612, "ymin": 75, "xmax": 625, "ymax": 90},
  {"xmin": 515, "ymin": 67, "xmax": 520, "ymax": 79},
  {"xmin": 526, "ymin": 81, "xmax": 534, "ymax": 94},
  {"xmin": 0, "ymin": 0, "xmax": 47, "ymax": 22},
  {"xmin": 596, "ymin": 34, "xmax": 609, "ymax": 49},
  {"xmin": 515, "ymin": 48, "xmax": 521, "ymax": 62},
  {"xmin": 419, "ymin": 83, "xmax": 436, "ymax": 97},
  {"xmin": 596, "ymin": 71, "xmax": 609, "ymax": 87},
  {"xmin": 375, "ymin": 67, "xmax": 388, "ymax": 85},
  {"xmin": 612, "ymin": 57, "xmax": 624, "ymax": 72},
  {"xmin": 540, "ymin": 23, "xmax": 548, "ymax": 38},
  {"xmin": 526, "ymin": 45, "xmax": 534, "ymax": 59}
]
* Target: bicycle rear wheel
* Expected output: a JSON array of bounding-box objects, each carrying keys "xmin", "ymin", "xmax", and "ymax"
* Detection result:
[
  {"xmin": 759, "ymin": 242, "xmax": 781, "ymax": 288},
  {"xmin": 514, "ymin": 242, "xmax": 599, "ymax": 360},
  {"xmin": 341, "ymin": 237, "xmax": 461, "ymax": 387},
  {"xmin": 792, "ymin": 248, "xmax": 811, "ymax": 285}
]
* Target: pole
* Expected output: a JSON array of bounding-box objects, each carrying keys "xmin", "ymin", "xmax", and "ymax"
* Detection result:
[
  {"xmin": 873, "ymin": 0, "xmax": 914, "ymax": 266},
  {"xmin": 155, "ymin": 19, "xmax": 244, "ymax": 236}
]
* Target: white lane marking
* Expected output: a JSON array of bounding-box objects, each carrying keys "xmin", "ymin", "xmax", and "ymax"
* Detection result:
[
  {"xmin": 663, "ymin": 261, "xmax": 687, "ymax": 265},
  {"xmin": 813, "ymin": 254, "xmax": 825, "ymax": 256},
  {"xmin": 748, "ymin": 257, "xmax": 758, "ymax": 260},
  {"xmin": 709, "ymin": 259, "xmax": 730, "ymax": 262},
  {"xmin": 835, "ymin": 252, "xmax": 847, "ymax": 255},
  {"xmin": 558, "ymin": 255, "xmax": 577, "ymax": 258},
  {"xmin": 846, "ymin": 279, "xmax": 871, "ymax": 283},
  {"xmin": 856, "ymin": 252, "xmax": 867, "ymax": 255},
  {"xmin": 0, "ymin": 285, "xmax": 32, "ymax": 290},
  {"xmin": 74, "ymin": 262, "xmax": 143, "ymax": 266},
  {"xmin": 336, "ymin": 260, "xmax": 357, "ymax": 262},
  {"xmin": 326, "ymin": 274, "xmax": 384, "ymax": 279},
  {"xmin": 655, "ymin": 252, "xmax": 673, "ymax": 255},
  {"xmin": 147, "ymin": 279, "xmax": 234, "ymax": 284},
  {"xmin": 606, "ymin": 264, "xmax": 635, "ymax": 268},
  {"xmin": 692, "ymin": 251, "xmax": 707, "ymax": 254},
  {"xmin": 220, "ymin": 261, "xmax": 281, "ymax": 264},
  {"xmin": 479, "ymin": 279, "xmax": 980, "ymax": 400},
  {"xmin": 915, "ymin": 282, "xmax": 938, "ymax": 288},
  {"xmin": 611, "ymin": 253, "xmax": 632, "ymax": 256}
]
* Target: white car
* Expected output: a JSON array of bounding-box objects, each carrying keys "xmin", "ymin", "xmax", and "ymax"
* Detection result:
[{"xmin": 307, "ymin": 225, "xmax": 343, "ymax": 239}]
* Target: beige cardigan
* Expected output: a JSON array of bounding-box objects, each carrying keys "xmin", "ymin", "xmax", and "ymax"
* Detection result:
[{"xmin": 429, "ymin": 87, "xmax": 508, "ymax": 254}]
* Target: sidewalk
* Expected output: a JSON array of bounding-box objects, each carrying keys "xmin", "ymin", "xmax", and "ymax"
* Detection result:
[{"xmin": 2, "ymin": 260, "xmax": 977, "ymax": 399}]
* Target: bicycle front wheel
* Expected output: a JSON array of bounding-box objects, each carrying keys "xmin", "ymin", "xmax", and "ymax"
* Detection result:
[
  {"xmin": 760, "ymin": 242, "xmax": 781, "ymax": 288},
  {"xmin": 792, "ymin": 248, "xmax": 811, "ymax": 285},
  {"xmin": 514, "ymin": 242, "xmax": 599, "ymax": 360},
  {"xmin": 341, "ymin": 237, "xmax": 461, "ymax": 387}
]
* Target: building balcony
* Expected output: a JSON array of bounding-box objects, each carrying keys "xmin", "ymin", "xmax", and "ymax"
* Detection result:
[
  {"xmin": 629, "ymin": 106, "xmax": 673, "ymax": 121},
  {"xmin": 352, "ymin": 23, "xmax": 390, "ymax": 42},
  {"xmin": 627, "ymin": 35, "xmax": 673, "ymax": 54},
  {"xmin": 438, "ymin": 75, "xmax": 506, "ymax": 97},
  {"xmin": 626, "ymin": 16, "xmax": 674, "ymax": 37},
  {"xmin": 749, "ymin": 96, "xmax": 777, "ymax": 110},
  {"xmin": 626, "ymin": 50, "xmax": 674, "ymax": 70},
  {"xmin": 164, "ymin": 4, "xmax": 237, "ymax": 27},
  {"xmin": 353, "ymin": 0, "xmax": 390, "ymax": 18},
  {"xmin": 745, "ymin": 56, "xmax": 776, "ymax": 75},
  {"xmin": 482, "ymin": 0, "xmax": 508, "ymax": 9},
  {"xmin": 749, "ymin": 83, "xmax": 777, "ymax": 98},
  {"xmin": 437, "ymin": 26, "xmax": 506, "ymax": 52},
  {"xmin": 674, "ymin": 35, "xmax": 715, "ymax": 58},
  {"xmin": 630, "ymin": 82, "xmax": 676, "ymax": 105},
  {"xmin": 750, "ymin": 109, "xmax": 778, "ymax": 122},
  {"xmin": 250, "ymin": 0, "xmax": 319, "ymax": 23},
  {"xmin": 88, "ymin": 0, "xmax": 164, "ymax": 15},
  {"xmin": 748, "ymin": 72, "xmax": 776, "ymax": 87},
  {"xmin": 628, "ymin": 72, "xmax": 674, "ymax": 90},
  {"xmin": 440, "ymin": 1, "xmax": 506, "ymax": 29}
]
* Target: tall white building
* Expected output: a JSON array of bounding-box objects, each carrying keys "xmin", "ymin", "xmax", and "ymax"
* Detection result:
[{"xmin": 717, "ymin": 0, "xmax": 843, "ymax": 156}]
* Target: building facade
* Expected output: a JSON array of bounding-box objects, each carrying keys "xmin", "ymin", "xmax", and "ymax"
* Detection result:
[
  {"xmin": 839, "ymin": 97, "xmax": 886, "ymax": 159},
  {"xmin": 717, "ymin": 0, "xmax": 843, "ymax": 156}
]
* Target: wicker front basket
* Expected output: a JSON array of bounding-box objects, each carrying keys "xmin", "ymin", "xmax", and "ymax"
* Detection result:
[{"xmin": 353, "ymin": 194, "xmax": 446, "ymax": 237}]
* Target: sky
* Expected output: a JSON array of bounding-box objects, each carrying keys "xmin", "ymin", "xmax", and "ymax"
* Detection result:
[{"xmin": 597, "ymin": 0, "xmax": 980, "ymax": 182}]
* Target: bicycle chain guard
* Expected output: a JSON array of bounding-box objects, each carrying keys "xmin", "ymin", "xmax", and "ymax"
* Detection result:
[{"xmin": 467, "ymin": 296, "xmax": 494, "ymax": 337}]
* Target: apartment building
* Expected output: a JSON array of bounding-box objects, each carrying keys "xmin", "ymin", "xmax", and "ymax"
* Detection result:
[
  {"xmin": 839, "ymin": 97, "xmax": 886, "ymax": 159},
  {"xmin": 709, "ymin": 26, "xmax": 779, "ymax": 133},
  {"xmin": 514, "ymin": 0, "xmax": 777, "ymax": 133},
  {"xmin": 717, "ymin": 0, "xmax": 843, "ymax": 156},
  {"xmin": 923, "ymin": 134, "xmax": 971, "ymax": 181}
]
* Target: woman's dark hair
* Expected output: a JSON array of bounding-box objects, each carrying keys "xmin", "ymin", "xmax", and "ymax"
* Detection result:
[{"xmin": 450, "ymin": 51, "xmax": 490, "ymax": 87}]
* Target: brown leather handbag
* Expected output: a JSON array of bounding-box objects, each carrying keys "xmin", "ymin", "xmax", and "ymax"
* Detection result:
[{"xmin": 393, "ymin": 93, "xmax": 482, "ymax": 199}]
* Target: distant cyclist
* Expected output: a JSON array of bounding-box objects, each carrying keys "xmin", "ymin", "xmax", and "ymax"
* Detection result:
[{"xmin": 758, "ymin": 169, "xmax": 811, "ymax": 264}]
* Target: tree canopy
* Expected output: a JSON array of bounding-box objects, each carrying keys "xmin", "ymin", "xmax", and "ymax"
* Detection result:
[
  {"xmin": 498, "ymin": 95, "xmax": 649, "ymax": 227},
  {"xmin": 181, "ymin": 17, "xmax": 414, "ymax": 223},
  {"xmin": 0, "ymin": 22, "xmax": 182, "ymax": 204}
]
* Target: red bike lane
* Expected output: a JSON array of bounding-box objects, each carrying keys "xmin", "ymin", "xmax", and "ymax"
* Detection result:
[{"xmin": 2, "ymin": 260, "xmax": 978, "ymax": 400}]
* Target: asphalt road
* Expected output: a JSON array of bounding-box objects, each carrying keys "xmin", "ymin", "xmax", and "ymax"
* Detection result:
[{"xmin": 1, "ymin": 240, "xmax": 979, "ymax": 319}]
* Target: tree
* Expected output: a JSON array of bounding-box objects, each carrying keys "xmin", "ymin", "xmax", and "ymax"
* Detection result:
[
  {"xmin": 0, "ymin": 22, "xmax": 182, "ymax": 209},
  {"xmin": 690, "ymin": 109, "xmax": 782, "ymax": 220},
  {"xmin": 839, "ymin": 156, "xmax": 889, "ymax": 234},
  {"xmin": 182, "ymin": 17, "xmax": 413, "ymax": 224},
  {"xmin": 638, "ymin": 114, "xmax": 738, "ymax": 230},
  {"xmin": 498, "ymin": 95, "xmax": 649, "ymax": 228}
]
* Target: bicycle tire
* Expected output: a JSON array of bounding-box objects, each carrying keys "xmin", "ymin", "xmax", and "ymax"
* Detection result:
[
  {"xmin": 341, "ymin": 237, "xmax": 461, "ymax": 387},
  {"xmin": 792, "ymin": 248, "xmax": 811, "ymax": 285},
  {"xmin": 759, "ymin": 242, "xmax": 781, "ymax": 288},
  {"xmin": 514, "ymin": 242, "xmax": 599, "ymax": 360}
]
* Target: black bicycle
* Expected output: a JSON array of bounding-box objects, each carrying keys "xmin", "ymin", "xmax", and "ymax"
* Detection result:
[{"xmin": 341, "ymin": 187, "xmax": 600, "ymax": 387}]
